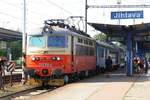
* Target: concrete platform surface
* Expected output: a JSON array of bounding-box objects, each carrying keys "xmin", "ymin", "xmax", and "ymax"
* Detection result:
[
  {"xmin": 124, "ymin": 72, "xmax": 150, "ymax": 100},
  {"xmin": 28, "ymin": 68, "xmax": 145, "ymax": 100}
]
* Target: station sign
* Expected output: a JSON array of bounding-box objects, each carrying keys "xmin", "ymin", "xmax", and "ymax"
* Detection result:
[{"xmin": 111, "ymin": 10, "xmax": 144, "ymax": 19}]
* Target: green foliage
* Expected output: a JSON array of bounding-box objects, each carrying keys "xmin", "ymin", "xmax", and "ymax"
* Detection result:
[
  {"xmin": 10, "ymin": 41, "xmax": 22, "ymax": 60},
  {"xmin": 0, "ymin": 41, "xmax": 22, "ymax": 60},
  {"xmin": 146, "ymin": 53, "xmax": 150, "ymax": 59},
  {"xmin": 0, "ymin": 49, "xmax": 6, "ymax": 56},
  {"xmin": 93, "ymin": 33, "xmax": 107, "ymax": 41}
]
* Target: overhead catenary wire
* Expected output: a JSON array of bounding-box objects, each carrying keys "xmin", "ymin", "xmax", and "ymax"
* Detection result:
[
  {"xmin": 0, "ymin": 10, "xmax": 41, "ymax": 27},
  {"xmin": 1, "ymin": 0, "xmax": 150, "ymax": 30},
  {"xmin": 27, "ymin": 0, "xmax": 74, "ymax": 17},
  {"xmin": 0, "ymin": 1, "xmax": 44, "ymax": 28},
  {"xmin": 0, "ymin": 0, "xmax": 75, "ymax": 27},
  {"xmin": 45, "ymin": 0, "xmax": 74, "ymax": 15},
  {"xmin": 0, "ymin": 0, "xmax": 21, "ymax": 9},
  {"xmin": 0, "ymin": 0, "xmax": 47, "ymax": 21},
  {"xmin": 0, "ymin": 11, "xmax": 21, "ymax": 20},
  {"xmin": 0, "ymin": 0, "xmax": 75, "ymax": 28},
  {"xmin": 124, "ymin": 0, "xmax": 150, "ymax": 4}
]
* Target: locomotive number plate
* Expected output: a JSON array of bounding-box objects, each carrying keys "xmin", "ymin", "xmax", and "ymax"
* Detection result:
[{"xmin": 39, "ymin": 63, "xmax": 50, "ymax": 67}]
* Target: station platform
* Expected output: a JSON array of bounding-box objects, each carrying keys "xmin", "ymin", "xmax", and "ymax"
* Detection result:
[
  {"xmin": 88, "ymin": 70, "xmax": 150, "ymax": 100},
  {"xmin": 1, "ymin": 67, "xmax": 149, "ymax": 100},
  {"xmin": 124, "ymin": 72, "xmax": 150, "ymax": 100},
  {"xmin": 28, "ymin": 67, "xmax": 150, "ymax": 100}
]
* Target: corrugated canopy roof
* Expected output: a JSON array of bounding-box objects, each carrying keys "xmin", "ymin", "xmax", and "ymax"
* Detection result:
[
  {"xmin": 88, "ymin": 22, "xmax": 150, "ymax": 50},
  {"xmin": 0, "ymin": 28, "xmax": 22, "ymax": 41},
  {"xmin": 88, "ymin": 23, "xmax": 150, "ymax": 37}
]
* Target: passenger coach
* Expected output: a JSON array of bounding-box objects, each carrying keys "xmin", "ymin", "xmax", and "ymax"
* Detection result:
[{"xmin": 96, "ymin": 41, "xmax": 125, "ymax": 72}]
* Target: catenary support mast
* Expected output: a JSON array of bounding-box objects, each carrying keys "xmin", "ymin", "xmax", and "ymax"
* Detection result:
[{"xmin": 22, "ymin": 0, "xmax": 26, "ymax": 84}]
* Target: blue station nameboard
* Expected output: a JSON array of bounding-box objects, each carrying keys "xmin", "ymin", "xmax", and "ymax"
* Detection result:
[{"xmin": 111, "ymin": 10, "xmax": 144, "ymax": 19}]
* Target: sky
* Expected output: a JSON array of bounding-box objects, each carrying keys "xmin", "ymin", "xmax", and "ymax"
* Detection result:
[{"xmin": 0, "ymin": 0, "xmax": 150, "ymax": 37}]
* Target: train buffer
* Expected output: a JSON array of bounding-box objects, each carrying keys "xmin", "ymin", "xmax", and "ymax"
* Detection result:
[
  {"xmin": 26, "ymin": 78, "xmax": 64, "ymax": 86},
  {"xmin": 48, "ymin": 79, "xmax": 64, "ymax": 86}
]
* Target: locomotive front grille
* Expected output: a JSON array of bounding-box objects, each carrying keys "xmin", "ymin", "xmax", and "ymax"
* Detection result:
[{"xmin": 42, "ymin": 69, "xmax": 49, "ymax": 75}]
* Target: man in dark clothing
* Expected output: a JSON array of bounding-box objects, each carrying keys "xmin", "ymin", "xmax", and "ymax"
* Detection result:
[
  {"xmin": 0, "ymin": 57, "xmax": 5, "ymax": 90},
  {"xmin": 105, "ymin": 56, "xmax": 112, "ymax": 77},
  {"xmin": 144, "ymin": 58, "xmax": 148, "ymax": 74}
]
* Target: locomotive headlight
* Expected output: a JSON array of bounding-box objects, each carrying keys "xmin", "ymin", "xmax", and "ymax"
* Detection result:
[
  {"xmin": 57, "ymin": 57, "xmax": 61, "ymax": 61},
  {"xmin": 52, "ymin": 57, "xmax": 61, "ymax": 61},
  {"xmin": 31, "ymin": 56, "xmax": 40, "ymax": 61},
  {"xmin": 32, "ymin": 57, "xmax": 36, "ymax": 61},
  {"xmin": 45, "ymin": 27, "xmax": 49, "ymax": 32},
  {"xmin": 52, "ymin": 57, "xmax": 57, "ymax": 60}
]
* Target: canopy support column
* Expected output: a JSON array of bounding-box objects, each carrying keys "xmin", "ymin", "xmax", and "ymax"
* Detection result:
[{"xmin": 126, "ymin": 31, "xmax": 133, "ymax": 76}]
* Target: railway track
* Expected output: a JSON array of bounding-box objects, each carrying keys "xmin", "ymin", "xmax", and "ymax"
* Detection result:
[
  {"xmin": 0, "ymin": 85, "xmax": 57, "ymax": 100},
  {"xmin": 0, "ymin": 74, "xmax": 88, "ymax": 100},
  {"xmin": 3, "ymin": 74, "xmax": 22, "ymax": 84},
  {"xmin": 0, "ymin": 68, "xmax": 120, "ymax": 100},
  {"xmin": 0, "ymin": 74, "xmax": 97, "ymax": 100},
  {"xmin": 0, "ymin": 74, "xmax": 60, "ymax": 100}
]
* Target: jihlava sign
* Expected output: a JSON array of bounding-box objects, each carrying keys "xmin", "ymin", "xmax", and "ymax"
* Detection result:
[{"xmin": 111, "ymin": 10, "xmax": 144, "ymax": 19}]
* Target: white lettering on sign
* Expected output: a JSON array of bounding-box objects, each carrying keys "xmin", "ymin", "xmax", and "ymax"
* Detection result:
[{"xmin": 111, "ymin": 11, "xmax": 144, "ymax": 19}]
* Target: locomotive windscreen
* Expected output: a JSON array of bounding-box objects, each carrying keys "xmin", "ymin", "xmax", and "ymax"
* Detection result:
[
  {"xmin": 29, "ymin": 36, "xmax": 45, "ymax": 48},
  {"xmin": 48, "ymin": 35, "xmax": 67, "ymax": 48}
]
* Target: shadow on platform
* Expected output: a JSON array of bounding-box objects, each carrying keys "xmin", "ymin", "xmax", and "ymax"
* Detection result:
[{"xmin": 78, "ymin": 67, "xmax": 150, "ymax": 83}]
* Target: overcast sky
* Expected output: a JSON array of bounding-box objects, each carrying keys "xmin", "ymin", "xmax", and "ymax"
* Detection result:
[{"xmin": 0, "ymin": 0, "xmax": 150, "ymax": 37}]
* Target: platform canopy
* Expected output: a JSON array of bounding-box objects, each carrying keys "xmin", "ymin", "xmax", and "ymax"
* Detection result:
[
  {"xmin": 0, "ymin": 28, "xmax": 22, "ymax": 41},
  {"xmin": 88, "ymin": 22, "xmax": 150, "ymax": 50}
]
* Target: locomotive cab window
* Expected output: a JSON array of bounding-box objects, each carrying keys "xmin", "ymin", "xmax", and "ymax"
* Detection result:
[
  {"xmin": 29, "ymin": 36, "xmax": 45, "ymax": 48},
  {"xmin": 48, "ymin": 35, "xmax": 67, "ymax": 48}
]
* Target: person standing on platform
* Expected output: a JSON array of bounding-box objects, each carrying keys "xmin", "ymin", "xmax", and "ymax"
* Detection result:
[
  {"xmin": 144, "ymin": 58, "xmax": 148, "ymax": 74},
  {"xmin": 105, "ymin": 56, "xmax": 112, "ymax": 77},
  {"xmin": 0, "ymin": 58, "xmax": 2, "ymax": 89},
  {"xmin": 0, "ymin": 57, "xmax": 5, "ymax": 90}
]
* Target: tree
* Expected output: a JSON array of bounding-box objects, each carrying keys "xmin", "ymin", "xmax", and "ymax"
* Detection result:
[
  {"xmin": 10, "ymin": 41, "xmax": 22, "ymax": 60},
  {"xmin": 93, "ymin": 32, "xmax": 107, "ymax": 41},
  {"xmin": 0, "ymin": 49, "xmax": 6, "ymax": 56},
  {"xmin": 0, "ymin": 41, "xmax": 22, "ymax": 60}
]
